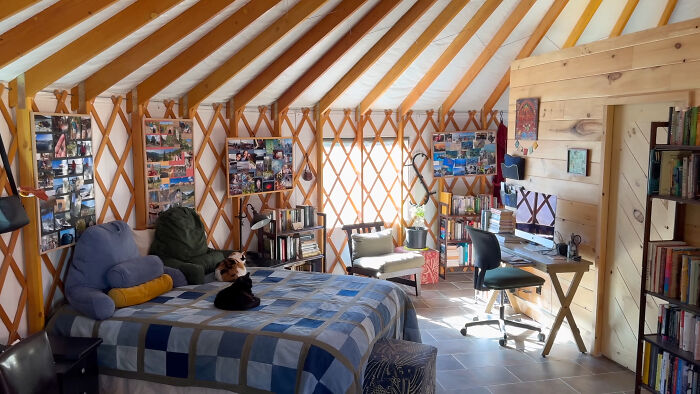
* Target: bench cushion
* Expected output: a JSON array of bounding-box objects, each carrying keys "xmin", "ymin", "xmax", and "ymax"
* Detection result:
[
  {"xmin": 484, "ymin": 267, "xmax": 545, "ymax": 290},
  {"xmin": 364, "ymin": 338, "xmax": 437, "ymax": 394},
  {"xmin": 354, "ymin": 252, "xmax": 424, "ymax": 274},
  {"xmin": 351, "ymin": 229, "xmax": 394, "ymax": 260}
]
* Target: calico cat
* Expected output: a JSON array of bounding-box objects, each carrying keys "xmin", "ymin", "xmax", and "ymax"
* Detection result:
[
  {"xmin": 214, "ymin": 251, "xmax": 247, "ymax": 282},
  {"xmin": 214, "ymin": 273, "xmax": 260, "ymax": 311}
]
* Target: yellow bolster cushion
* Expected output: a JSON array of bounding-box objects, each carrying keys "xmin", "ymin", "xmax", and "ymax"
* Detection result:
[{"xmin": 108, "ymin": 274, "xmax": 173, "ymax": 308}]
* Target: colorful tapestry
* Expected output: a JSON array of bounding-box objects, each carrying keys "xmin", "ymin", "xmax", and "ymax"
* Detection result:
[
  {"xmin": 515, "ymin": 97, "xmax": 539, "ymax": 141},
  {"xmin": 432, "ymin": 131, "xmax": 497, "ymax": 177}
]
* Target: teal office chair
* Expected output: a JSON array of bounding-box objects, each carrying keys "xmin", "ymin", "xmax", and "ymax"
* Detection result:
[{"xmin": 461, "ymin": 227, "xmax": 546, "ymax": 346}]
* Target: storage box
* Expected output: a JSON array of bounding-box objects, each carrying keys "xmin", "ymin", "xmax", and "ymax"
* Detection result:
[{"xmin": 395, "ymin": 246, "xmax": 439, "ymax": 285}]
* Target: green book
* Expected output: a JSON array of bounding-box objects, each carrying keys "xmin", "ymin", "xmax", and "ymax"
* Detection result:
[{"xmin": 690, "ymin": 107, "xmax": 698, "ymax": 146}]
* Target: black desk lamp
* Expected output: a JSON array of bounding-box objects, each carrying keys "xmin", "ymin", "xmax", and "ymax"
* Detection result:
[{"xmin": 235, "ymin": 200, "xmax": 271, "ymax": 252}]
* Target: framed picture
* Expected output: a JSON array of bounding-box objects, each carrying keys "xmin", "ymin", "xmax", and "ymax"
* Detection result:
[
  {"xmin": 143, "ymin": 118, "xmax": 195, "ymax": 227},
  {"xmin": 31, "ymin": 112, "xmax": 95, "ymax": 253},
  {"xmin": 567, "ymin": 148, "xmax": 588, "ymax": 176},
  {"xmin": 515, "ymin": 97, "xmax": 539, "ymax": 141},
  {"xmin": 432, "ymin": 131, "xmax": 497, "ymax": 178},
  {"xmin": 226, "ymin": 138, "xmax": 293, "ymax": 197}
]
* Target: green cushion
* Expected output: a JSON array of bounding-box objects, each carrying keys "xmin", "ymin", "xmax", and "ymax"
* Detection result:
[
  {"xmin": 483, "ymin": 267, "xmax": 545, "ymax": 290},
  {"xmin": 351, "ymin": 229, "xmax": 394, "ymax": 260},
  {"xmin": 353, "ymin": 252, "xmax": 424, "ymax": 273}
]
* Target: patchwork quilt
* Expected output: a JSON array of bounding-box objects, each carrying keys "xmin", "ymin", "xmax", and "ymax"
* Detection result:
[{"xmin": 47, "ymin": 268, "xmax": 420, "ymax": 394}]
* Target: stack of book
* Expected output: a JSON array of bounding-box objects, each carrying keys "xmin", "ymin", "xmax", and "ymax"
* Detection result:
[
  {"xmin": 450, "ymin": 194, "xmax": 496, "ymax": 215},
  {"xmin": 487, "ymin": 208, "xmax": 515, "ymax": 233},
  {"xmin": 439, "ymin": 217, "xmax": 477, "ymax": 241},
  {"xmin": 300, "ymin": 234, "xmax": 321, "ymax": 258},
  {"xmin": 445, "ymin": 245, "xmax": 461, "ymax": 267},
  {"xmin": 648, "ymin": 150, "xmax": 700, "ymax": 198},
  {"xmin": 656, "ymin": 304, "xmax": 700, "ymax": 356},
  {"xmin": 267, "ymin": 206, "xmax": 316, "ymax": 232},
  {"xmin": 271, "ymin": 235, "xmax": 300, "ymax": 262},
  {"xmin": 668, "ymin": 106, "xmax": 700, "ymax": 146},
  {"xmin": 642, "ymin": 341, "xmax": 699, "ymax": 392},
  {"xmin": 645, "ymin": 241, "xmax": 700, "ymax": 303}
]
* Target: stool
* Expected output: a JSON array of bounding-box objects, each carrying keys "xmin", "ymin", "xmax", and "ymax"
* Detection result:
[{"xmin": 363, "ymin": 338, "xmax": 437, "ymax": 394}]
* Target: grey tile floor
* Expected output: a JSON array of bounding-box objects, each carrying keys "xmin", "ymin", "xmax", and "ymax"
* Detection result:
[{"xmin": 403, "ymin": 275, "xmax": 637, "ymax": 394}]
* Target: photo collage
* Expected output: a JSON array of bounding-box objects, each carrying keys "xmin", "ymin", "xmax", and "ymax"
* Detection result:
[
  {"xmin": 144, "ymin": 119, "xmax": 195, "ymax": 226},
  {"xmin": 227, "ymin": 138, "xmax": 293, "ymax": 197},
  {"xmin": 34, "ymin": 113, "xmax": 95, "ymax": 253},
  {"xmin": 432, "ymin": 131, "xmax": 497, "ymax": 177}
]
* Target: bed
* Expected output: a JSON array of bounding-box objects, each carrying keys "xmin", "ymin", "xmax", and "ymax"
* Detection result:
[{"xmin": 46, "ymin": 268, "xmax": 420, "ymax": 394}]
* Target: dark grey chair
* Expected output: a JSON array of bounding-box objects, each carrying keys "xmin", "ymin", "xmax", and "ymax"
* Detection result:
[
  {"xmin": 0, "ymin": 331, "xmax": 60, "ymax": 394},
  {"xmin": 461, "ymin": 227, "xmax": 546, "ymax": 347}
]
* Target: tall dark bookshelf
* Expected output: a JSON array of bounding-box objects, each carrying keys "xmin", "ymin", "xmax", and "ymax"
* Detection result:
[
  {"xmin": 257, "ymin": 209, "xmax": 327, "ymax": 273},
  {"xmin": 635, "ymin": 121, "xmax": 700, "ymax": 393},
  {"xmin": 437, "ymin": 202, "xmax": 479, "ymax": 279}
]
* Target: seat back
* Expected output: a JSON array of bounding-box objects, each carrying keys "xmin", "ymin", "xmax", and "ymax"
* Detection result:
[
  {"xmin": 0, "ymin": 331, "xmax": 60, "ymax": 394},
  {"xmin": 341, "ymin": 222, "xmax": 384, "ymax": 266},
  {"xmin": 467, "ymin": 227, "xmax": 502, "ymax": 290}
]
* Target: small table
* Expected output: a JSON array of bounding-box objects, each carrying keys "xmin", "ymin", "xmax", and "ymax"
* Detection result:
[
  {"xmin": 49, "ymin": 335, "xmax": 102, "ymax": 394},
  {"xmin": 394, "ymin": 246, "xmax": 439, "ymax": 285}
]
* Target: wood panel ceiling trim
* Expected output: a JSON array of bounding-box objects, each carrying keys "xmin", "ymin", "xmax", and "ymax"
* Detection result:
[
  {"xmin": 233, "ymin": 0, "xmax": 367, "ymax": 114},
  {"xmin": 399, "ymin": 0, "xmax": 502, "ymax": 116},
  {"xmin": 358, "ymin": 0, "xmax": 471, "ymax": 114},
  {"xmin": 275, "ymin": 0, "xmax": 400, "ymax": 112},
  {"xmin": 442, "ymin": 0, "xmax": 536, "ymax": 114},
  {"xmin": 0, "ymin": 0, "xmax": 41, "ymax": 23},
  {"xmin": 562, "ymin": 0, "xmax": 602, "ymax": 48},
  {"xmin": 610, "ymin": 0, "xmax": 639, "ymax": 38},
  {"xmin": 9, "ymin": 0, "xmax": 183, "ymax": 102},
  {"xmin": 482, "ymin": 0, "xmax": 568, "ymax": 114},
  {"xmin": 0, "ymin": 0, "xmax": 118, "ymax": 69},
  {"xmin": 659, "ymin": 0, "xmax": 678, "ymax": 26},
  {"xmin": 183, "ymin": 0, "xmax": 328, "ymax": 114}
]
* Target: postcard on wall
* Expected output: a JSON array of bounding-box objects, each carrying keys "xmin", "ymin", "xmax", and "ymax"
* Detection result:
[
  {"xmin": 432, "ymin": 131, "xmax": 497, "ymax": 178},
  {"xmin": 144, "ymin": 119, "xmax": 195, "ymax": 226},
  {"xmin": 32, "ymin": 113, "xmax": 95, "ymax": 253},
  {"xmin": 227, "ymin": 138, "xmax": 294, "ymax": 197},
  {"xmin": 515, "ymin": 97, "xmax": 539, "ymax": 141}
]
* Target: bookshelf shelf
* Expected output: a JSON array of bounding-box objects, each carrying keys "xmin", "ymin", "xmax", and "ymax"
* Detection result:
[
  {"xmin": 643, "ymin": 334, "xmax": 700, "ymax": 368},
  {"xmin": 263, "ymin": 224, "xmax": 326, "ymax": 237},
  {"xmin": 257, "ymin": 209, "xmax": 326, "ymax": 273},
  {"xmin": 654, "ymin": 145, "xmax": 700, "ymax": 152},
  {"xmin": 650, "ymin": 194, "xmax": 700, "ymax": 205},
  {"xmin": 644, "ymin": 290, "xmax": 700, "ymax": 315}
]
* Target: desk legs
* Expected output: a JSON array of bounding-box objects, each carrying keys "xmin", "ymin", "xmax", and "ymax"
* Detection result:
[
  {"xmin": 543, "ymin": 270, "xmax": 587, "ymax": 357},
  {"xmin": 484, "ymin": 290, "xmax": 522, "ymax": 314}
]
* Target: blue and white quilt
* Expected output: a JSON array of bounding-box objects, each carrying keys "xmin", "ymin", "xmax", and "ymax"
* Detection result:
[{"xmin": 47, "ymin": 268, "xmax": 420, "ymax": 393}]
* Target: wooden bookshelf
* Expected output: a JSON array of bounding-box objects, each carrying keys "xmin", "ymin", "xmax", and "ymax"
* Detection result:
[{"xmin": 437, "ymin": 202, "xmax": 478, "ymax": 279}]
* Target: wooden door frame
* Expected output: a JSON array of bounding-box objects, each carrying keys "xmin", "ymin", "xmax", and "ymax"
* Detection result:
[{"xmin": 592, "ymin": 90, "xmax": 693, "ymax": 355}]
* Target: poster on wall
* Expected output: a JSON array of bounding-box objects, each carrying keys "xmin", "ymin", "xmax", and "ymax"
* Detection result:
[
  {"xmin": 432, "ymin": 131, "xmax": 497, "ymax": 178},
  {"xmin": 226, "ymin": 138, "xmax": 293, "ymax": 197},
  {"xmin": 32, "ymin": 113, "xmax": 95, "ymax": 253},
  {"xmin": 515, "ymin": 97, "xmax": 539, "ymax": 141},
  {"xmin": 143, "ymin": 119, "xmax": 195, "ymax": 227}
]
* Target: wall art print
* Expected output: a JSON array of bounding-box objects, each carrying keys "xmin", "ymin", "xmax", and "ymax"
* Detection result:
[
  {"xmin": 227, "ymin": 138, "xmax": 294, "ymax": 197},
  {"xmin": 32, "ymin": 113, "xmax": 95, "ymax": 253},
  {"xmin": 432, "ymin": 131, "xmax": 497, "ymax": 178},
  {"xmin": 567, "ymin": 148, "xmax": 589, "ymax": 176},
  {"xmin": 144, "ymin": 118, "xmax": 195, "ymax": 227},
  {"xmin": 515, "ymin": 97, "xmax": 539, "ymax": 141}
]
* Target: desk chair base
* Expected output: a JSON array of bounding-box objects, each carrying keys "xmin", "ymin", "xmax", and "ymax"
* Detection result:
[{"xmin": 461, "ymin": 290, "xmax": 545, "ymax": 347}]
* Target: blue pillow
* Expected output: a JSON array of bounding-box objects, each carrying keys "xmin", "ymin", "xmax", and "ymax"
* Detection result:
[
  {"xmin": 164, "ymin": 266, "xmax": 188, "ymax": 288},
  {"xmin": 106, "ymin": 256, "xmax": 163, "ymax": 289}
]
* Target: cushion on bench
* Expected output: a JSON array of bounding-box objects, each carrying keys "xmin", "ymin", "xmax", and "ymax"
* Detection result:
[
  {"xmin": 364, "ymin": 338, "xmax": 437, "ymax": 394},
  {"xmin": 353, "ymin": 252, "xmax": 424, "ymax": 273}
]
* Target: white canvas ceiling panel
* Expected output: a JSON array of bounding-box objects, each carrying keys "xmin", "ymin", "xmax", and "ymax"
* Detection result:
[
  {"xmin": 0, "ymin": 0, "xmax": 57, "ymax": 34},
  {"xmin": 0, "ymin": 1, "xmax": 136, "ymax": 83},
  {"xmin": 107, "ymin": 0, "xmax": 251, "ymax": 95},
  {"xmin": 576, "ymin": 0, "xmax": 627, "ymax": 45},
  {"xmin": 621, "ymin": 0, "xmax": 667, "ymax": 36},
  {"xmin": 290, "ymin": 0, "xmax": 418, "ymax": 108},
  {"xmin": 669, "ymin": 0, "xmax": 700, "ymax": 24},
  {"xmin": 502, "ymin": 0, "xmax": 555, "ymax": 47},
  {"xmin": 539, "ymin": 0, "xmax": 589, "ymax": 49},
  {"xmin": 248, "ymin": 0, "xmax": 381, "ymax": 107}
]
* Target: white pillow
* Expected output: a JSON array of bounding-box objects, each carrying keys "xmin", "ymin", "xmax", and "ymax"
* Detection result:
[
  {"xmin": 351, "ymin": 229, "xmax": 393, "ymax": 260},
  {"xmin": 132, "ymin": 228, "xmax": 155, "ymax": 256}
]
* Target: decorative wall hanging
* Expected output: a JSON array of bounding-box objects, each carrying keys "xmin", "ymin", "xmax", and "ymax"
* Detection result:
[
  {"xmin": 567, "ymin": 148, "xmax": 589, "ymax": 176},
  {"xmin": 32, "ymin": 113, "xmax": 95, "ymax": 253},
  {"xmin": 515, "ymin": 97, "xmax": 539, "ymax": 141},
  {"xmin": 226, "ymin": 137, "xmax": 294, "ymax": 197},
  {"xmin": 143, "ymin": 118, "xmax": 195, "ymax": 227},
  {"xmin": 432, "ymin": 131, "xmax": 497, "ymax": 178}
]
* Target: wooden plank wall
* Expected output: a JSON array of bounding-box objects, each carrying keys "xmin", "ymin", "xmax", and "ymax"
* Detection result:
[{"xmin": 508, "ymin": 17, "xmax": 700, "ymax": 360}]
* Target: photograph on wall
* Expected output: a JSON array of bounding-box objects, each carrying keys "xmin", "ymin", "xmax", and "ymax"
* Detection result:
[
  {"xmin": 143, "ymin": 119, "xmax": 195, "ymax": 227},
  {"xmin": 432, "ymin": 131, "xmax": 497, "ymax": 178},
  {"xmin": 567, "ymin": 148, "xmax": 588, "ymax": 176},
  {"xmin": 227, "ymin": 138, "xmax": 293, "ymax": 197},
  {"xmin": 515, "ymin": 97, "xmax": 539, "ymax": 141},
  {"xmin": 31, "ymin": 113, "xmax": 95, "ymax": 253}
]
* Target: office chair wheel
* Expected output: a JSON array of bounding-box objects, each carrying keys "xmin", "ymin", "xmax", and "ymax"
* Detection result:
[
  {"xmin": 472, "ymin": 316, "xmax": 479, "ymax": 322},
  {"xmin": 538, "ymin": 332, "xmax": 546, "ymax": 342},
  {"xmin": 460, "ymin": 328, "xmax": 467, "ymax": 336},
  {"xmin": 498, "ymin": 338, "xmax": 507, "ymax": 347}
]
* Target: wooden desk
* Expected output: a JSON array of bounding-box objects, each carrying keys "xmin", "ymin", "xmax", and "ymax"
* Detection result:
[{"xmin": 496, "ymin": 240, "xmax": 593, "ymax": 357}]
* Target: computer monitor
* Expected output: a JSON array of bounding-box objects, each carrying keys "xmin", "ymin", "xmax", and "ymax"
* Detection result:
[{"xmin": 514, "ymin": 188, "xmax": 557, "ymax": 248}]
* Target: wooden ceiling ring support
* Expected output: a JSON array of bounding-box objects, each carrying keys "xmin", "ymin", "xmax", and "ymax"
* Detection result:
[
  {"xmin": 133, "ymin": 0, "xmax": 281, "ymax": 110},
  {"xmin": 562, "ymin": 0, "xmax": 602, "ymax": 48},
  {"xmin": 276, "ymin": 0, "xmax": 402, "ymax": 113},
  {"xmin": 0, "ymin": 0, "xmax": 118, "ymax": 69},
  {"xmin": 232, "ymin": 0, "xmax": 368, "ymax": 114},
  {"xmin": 399, "ymin": 0, "xmax": 502, "ymax": 116},
  {"xmin": 8, "ymin": 0, "xmax": 183, "ymax": 106},
  {"xmin": 318, "ymin": 0, "xmax": 436, "ymax": 114},
  {"xmin": 482, "ymin": 0, "xmax": 568, "ymax": 115},
  {"xmin": 73, "ymin": 0, "xmax": 232, "ymax": 110},
  {"xmin": 0, "ymin": 0, "xmax": 40, "ymax": 23},
  {"xmin": 182, "ymin": 0, "xmax": 329, "ymax": 116},
  {"xmin": 659, "ymin": 0, "xmax": 677, "ymax": 27},
  {"xmin": 610, "ymin": 0, "xmax": 639, "ymax": 38},
  {"xmin": 442, "ymin": 0, "xmax": 536, "ymax": 114},
  {"xmin": 358, "ymin": 0, "xmax": 471, "ymax": 115}
]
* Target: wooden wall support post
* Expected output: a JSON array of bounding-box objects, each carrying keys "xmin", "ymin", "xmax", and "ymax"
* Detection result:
[
  {"xmin": 13, "ymin": 74, "xmax": 45, "ymax": 333},
  {"xmin": 397, "ymin": 108, "xmax": 405, "ymax": 244},
  {"xmin": 226, "ymin": 98, "xmax": 242, "ymax": 251},
  {"xmin": 314, "ymin": 104, "xmax": 325, "ymax": 268},
  {"xmin": 130, "ymin": 88, "xmax": 147, "ymax": 229}
]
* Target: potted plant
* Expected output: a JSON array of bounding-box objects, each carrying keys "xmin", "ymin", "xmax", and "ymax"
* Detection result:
[{"xmin": 405, "ymin": 204, "xmax": 428, "ymax": 249}]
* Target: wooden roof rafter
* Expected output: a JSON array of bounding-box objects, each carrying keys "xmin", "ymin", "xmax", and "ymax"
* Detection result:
[
  {"xmin": 74, "ymin": 0, "xmax": 232, "ymax": 109},
  {"xmin": 8, "ymin": 0, "xmax": 183, "ymax": 105},
  {"xmin": 182, "ymin": 0, "xmax": 328, "ymax": 115},
  {"xmin": 358, "ymin": 0, "xmax": 472, "ymax": 115},
  {"xmin": 0, "ymin": 0, "xmax": 40, "ymax": 23},
  {"xmin": 0, "ymin": 0, "xmax": 118, "ymax": 69},
  {"xmin": 275, "ymin": 0, "xmax": 402, "ymax": 113},
  {"xmin": 659, "ymin": 0, "xmax": 677, "ymax": 26},
  {"xmin": 562, "ymin": 0, "xmax": 602, "ymax": 48},
  {"xmin": 232, "ymin": 0, "xmax": 368, "ymax": 114},
  {"xmin": 442, "ymin": 0, "xmax": 536, "ymax": 114},
  {"xmin": 482, "ymin": 0, "xmax": 568, "ymax": 115},
  {"xmin": 610, "ymin": 0, "xmax": 639, "ymax": 38},
  {"xmin": 398, "ymin": 0, "xmax": 503, "ymax": 116}
]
